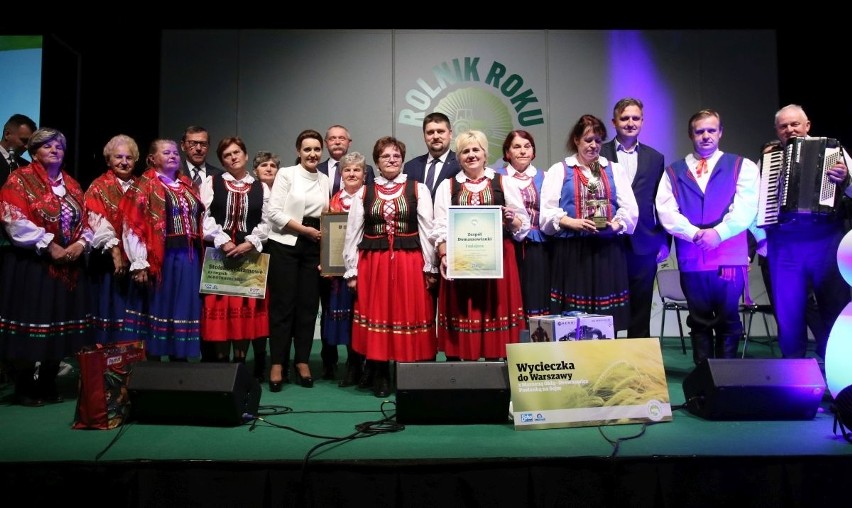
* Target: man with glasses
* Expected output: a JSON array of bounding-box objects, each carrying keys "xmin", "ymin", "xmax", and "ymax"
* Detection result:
[
  {"xmin": 180, "ymin": 125, "xmax": 222, "ymax": 363},
  {"xmin": 180, "ymin": 125, "xmax": 222, "ymax": 188},
  {"xmin": 0, "ymin": 113, "xmax": 37, "ymax": 186}
]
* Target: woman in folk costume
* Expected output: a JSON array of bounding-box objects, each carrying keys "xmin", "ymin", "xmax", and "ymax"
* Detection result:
[
  {"xmin": 0, "ymin": 127, "xmax": 93, "ymax": 406},
  {"xmin": 84, "ymin": 134, "xmax": 139, "ymax": 344},
  {"xmin": 325, "ymin": 151, "xmax": 367, "ymax": 388},
  {"xmin": 431, "ymin": 130, "xmax": 529, "ymax": 361},
  {"xmin": 199, "ymin": 136, "xmax": 269, "ymax": 363},
  {"xmin": 495, "ymin": 129, "xmax": 551, "ymax": 321},
  {"xmin": 343, "ymin": 136, "xmax": 438, "ymax": 398},
  {"xmin": 120, "ymin": 139, "xmax": 205, "ymax": 361},
  {"xmin": 540, "ymin": 114, "xmax": 638, "ymax": 332}
]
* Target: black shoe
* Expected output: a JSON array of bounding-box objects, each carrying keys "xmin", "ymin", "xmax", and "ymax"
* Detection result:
[
  {"xmin": 268, "ymin": 381, "xmax": 282, "ymax": 393},
  {"xmin": 42, "ymin": 393, "xmax": 64, "ymax": 404},
  {"xmin": 322, "ymin": 363, "xmax": 336, "ymax": 381},
  {"xmin": 358, "ymin": 365, "xmax": 374, "ymax": 389},
  {"xmin": 373, "ymin": 375, "xmax": 391, "ymax": 398},
  {"xmin": 16, "ymin": 395, "xmax": 44, "ymax": 407},
  {"xmin": 294, "ymin": 365, "xmax": 314, "ymax": 388},
  {"xmin": 339, "ymin": 365, "xmax": 362, "ymax": 387}
]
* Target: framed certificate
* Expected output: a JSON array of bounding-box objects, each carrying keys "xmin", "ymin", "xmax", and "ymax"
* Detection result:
[
  {"xmin": 320, "ymin": 211, "xmax": 350, "ymax": 276},
  {"xmin": 446, "ymin": 205, "xmax": 503, "ymax": 279},
  {"xmin": 200, "ymin": 247, "xmax": 270, "ymax": 299}
]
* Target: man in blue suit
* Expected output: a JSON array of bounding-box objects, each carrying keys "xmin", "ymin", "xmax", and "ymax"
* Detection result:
[
  {"xmin": 600, "ymin": 98, "xmax": 669, "ymax": 339},
  {"xmin": 403, "ymin": 112, "xmax": 461, "ymax": 200}
]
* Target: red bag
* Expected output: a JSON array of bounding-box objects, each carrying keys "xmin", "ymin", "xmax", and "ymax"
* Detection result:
[{"xmin": 72, "ymin": 340, "xmax": 146, "ymax": 430}]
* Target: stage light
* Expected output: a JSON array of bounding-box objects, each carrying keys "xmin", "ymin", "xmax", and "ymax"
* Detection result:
[
  {"xmin": 826, "ymin": 231, "xmax": 852, "ymax": 399},
  {"xmin": 832, "ymin": 384, "xmax": 852, "ymax": 443}
]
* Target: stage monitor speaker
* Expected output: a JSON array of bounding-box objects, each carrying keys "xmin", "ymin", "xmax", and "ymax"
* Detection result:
[
  {"xmin": 682, "ymin": 358, "xmax": 825, "ymax": 420},
  {"xmin": 395, "ymin": 361, "xmax": 510, "ymax": 424},
  {"xmin": 128, "ymin": 362, "xmax": 261, "ymax": 426}
]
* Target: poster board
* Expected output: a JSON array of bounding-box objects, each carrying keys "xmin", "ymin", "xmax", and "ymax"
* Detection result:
[
  {"xmin": 506, "ymin": 338, "xmax": 672, "ymax": 430},
  {"xmin": 199, "ymin": 247, "xmax": 270, "ymax": 299}
]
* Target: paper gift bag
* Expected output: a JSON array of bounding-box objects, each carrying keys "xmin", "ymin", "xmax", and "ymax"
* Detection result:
[{"xmin": 72, "ymin": 340, "xmax": 146, "ymax": 430}]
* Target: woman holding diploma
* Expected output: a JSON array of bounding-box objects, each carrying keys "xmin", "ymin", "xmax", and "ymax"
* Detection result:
[
  {"xmin": 121, "ymin": 139, "xmax": 205, "ymax": 361},
  {"xmin": 431, "ymin": 130, "xmax": 529, "ymax": 361},
  {"xmin": 326, "ymin": 152, "xmax": 367, "ymax": 388},
  {"xmin": 540, "ymin": 115, "xmax": 638, "ymax": 331},
  {"xmin": 343, "ymin": 136, "xmax": 437, "ymax": 398},
  {"xmin": 200, "ymin": 136, "xmax": 270, "ymax": 364}
]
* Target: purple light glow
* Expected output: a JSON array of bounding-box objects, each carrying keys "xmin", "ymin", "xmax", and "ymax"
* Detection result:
[
  {"xmin": 606, "ymin": 31, "xmax": 675, "ymax": 162},
  {"xmin": 826, "ymin": 230, "xmax": 852, "ymax": 399}
]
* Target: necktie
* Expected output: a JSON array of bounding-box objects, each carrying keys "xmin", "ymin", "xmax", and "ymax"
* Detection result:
[
  {"xmin": 192, "ymin": 166, "xmax": 202, "ymax": 187},
  {"xmin": 8, "ymin": 149, "xmax": 18, "ymax": 170},
  {"xmin": 332, "ymin": 162, "xmax": 341, "ymax": 196},
  {"xmin": 695, "ymin": 158, "xmax": 707, "ymax": 177},
  {"xmin": 425, "ymin": 158, "xmax": 438, "ymax": 191}
]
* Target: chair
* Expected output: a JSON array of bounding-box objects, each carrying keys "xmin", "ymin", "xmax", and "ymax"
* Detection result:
[
  {"xmin": 656, "ymin": 268, "xmax": 688, "ymax": 355},
  {"xmin": 739, "ymin": 267, "xmax": 776, "ymax": 358}
]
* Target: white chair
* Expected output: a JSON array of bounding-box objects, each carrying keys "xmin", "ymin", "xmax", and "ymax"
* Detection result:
[{"xmin": 656, "ymin": 268, "xmax": 688, "ymax": 355}]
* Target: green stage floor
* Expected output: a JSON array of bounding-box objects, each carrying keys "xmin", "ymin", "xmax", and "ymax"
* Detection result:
[{"xmin": 1, "ymin": 337, "xmax": 849, "ymax": 465}]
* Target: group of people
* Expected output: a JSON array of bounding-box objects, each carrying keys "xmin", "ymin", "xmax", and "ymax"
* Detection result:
[{"xmin": 1, "ymin": 99, "xmax": 848, "ymax": 405}]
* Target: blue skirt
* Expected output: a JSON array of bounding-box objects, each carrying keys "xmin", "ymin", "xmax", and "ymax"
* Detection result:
[
  {"xmin": 323, "ymin": 276, "xmax": 353, "ymax": 346},
  {"xmin": 87, "ymin": 250, "xmax": 135, "ymax": 345},
  {"xmin": 124, "ymin": 246, "xmax": 202, "ymax": 358}
]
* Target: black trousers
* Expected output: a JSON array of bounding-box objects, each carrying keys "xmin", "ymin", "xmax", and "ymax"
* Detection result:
[{"xmin": 267, "ymin": 238, "xmax": 321, "ymax": 368}]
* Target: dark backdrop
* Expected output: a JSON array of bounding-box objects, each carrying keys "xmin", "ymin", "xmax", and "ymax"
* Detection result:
[{"xmin": 38, "ymin": 30, "xmax": 848, "ymax": 189}]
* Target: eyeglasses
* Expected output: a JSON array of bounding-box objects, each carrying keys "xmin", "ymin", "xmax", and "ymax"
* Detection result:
[
  {"xmin": 379, "ymin": 154, "xmax": 402, "ymax": 160},
  {"xmin": 186, "ymin": 140, "xmax": 209, "ymax": 148}
]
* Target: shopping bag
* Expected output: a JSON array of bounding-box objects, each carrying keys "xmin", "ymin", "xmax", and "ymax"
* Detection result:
[{"xmin": 72, "ymin": 340, "xmax": 146, "ymax": 430}]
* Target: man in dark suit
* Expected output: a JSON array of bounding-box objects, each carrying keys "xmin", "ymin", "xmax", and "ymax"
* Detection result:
[
  {"xmin": 180, "ymin": 125, "xmax": 222, "ymax": 188},
  {"xmin": 317, "ymin": 124, "xmax": 374, "ymax": 195},
  {"xmin": 316, "ymin": 124, "xmax": 374, "ymax": 381},
  {"xmin": 403, "ymin": 112, "xmax": 461, "ymax": 200},
  {"xmin": 600, "ymin": 98, "xmax": 669, "ymax": 339},
  {"xmin": 180, "ymin": 125, "xmax": 222, "ymax": 363},
  {"xmin": 0, "ymin": 114, "xmax": 37, "ymax": 186}
]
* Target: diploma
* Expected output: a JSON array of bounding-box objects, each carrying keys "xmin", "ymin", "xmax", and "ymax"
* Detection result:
[
  {"xmin": 446, "ymin": 205, "xmax": 503, "ymax": 279},
  {"xmin": 320, "ymin": 211, "xmax": 349, "ymax": 276}
]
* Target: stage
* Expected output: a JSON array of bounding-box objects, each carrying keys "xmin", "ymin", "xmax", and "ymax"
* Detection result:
[{"xmin": 1, "ymin": 335, "xmax": 850, "ymax": 507}]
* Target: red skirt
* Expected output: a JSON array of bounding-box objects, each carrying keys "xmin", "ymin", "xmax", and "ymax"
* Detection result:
[
  {"xmin": 201, "ymin": 293, "xmax": 269, "ymax": 341},
  {"xmin": 351, "ymin": 248, "xmax": 437, "ymax": 362},
  {"xmin": 437, "ymin": 238, "xmax": 525, "ymax": 360}
]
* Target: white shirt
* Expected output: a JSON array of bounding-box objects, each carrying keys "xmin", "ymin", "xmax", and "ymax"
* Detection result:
[
  {"xmin": 615, "ymin": 141, "xmax": 640, "ymax": 184},
  {"xmin": 426, "ymin": 153, "xmax": 447, "ymax": 190},
  {"xmin": 539, "ymin": 155, "xmax": 638, "ymax": 235},
  {"xmin": 200, "ymin": 172, "xmax": 270, "ymax": 252},
  {"xmin": 655, "ymin": 150, "xmax": 760, "ymax": 243},
  {"xmin": 342, "ymin": 173, "xmax": 437, "ymax": 279},
  {"xmin": 430, "ymin": 167, "xmax": 531, "ymax": 248}
]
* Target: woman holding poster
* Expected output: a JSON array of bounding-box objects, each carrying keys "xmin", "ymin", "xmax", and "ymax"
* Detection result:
[
  {"xmin": 431, "ymin": 130, "xmax": 529, "ymax": 361},
  {"xmin": 199, "ymin": 136, "xmax": 270, "ymax": 364}
]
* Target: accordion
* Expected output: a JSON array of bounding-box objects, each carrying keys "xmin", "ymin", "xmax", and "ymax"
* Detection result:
[{"xmin": 757, "ymin": 136, "xmax": 844, "ymax": 227}]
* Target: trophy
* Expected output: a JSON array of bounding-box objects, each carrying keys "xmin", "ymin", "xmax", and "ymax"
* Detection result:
[{"xmin": 585, "ymin": 180, "xmax": 610, "ymax": 230}]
